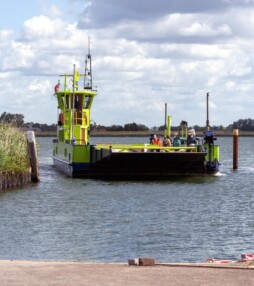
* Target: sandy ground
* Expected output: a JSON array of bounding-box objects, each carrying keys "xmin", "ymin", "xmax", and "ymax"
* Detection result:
[{"xmin": 0, "ymin": 260, "xmax": 253, "ymax": 286}]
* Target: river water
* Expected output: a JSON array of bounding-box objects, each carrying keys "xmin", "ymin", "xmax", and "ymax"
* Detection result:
[{"xmin": 0, "ymin": 136, "xmax": 254, "ymax": 263}]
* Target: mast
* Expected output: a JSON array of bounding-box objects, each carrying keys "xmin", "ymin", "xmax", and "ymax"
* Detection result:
[
  {"xmin": 84, "ymin": 37, "xmax": 92, "ymax": 90},
  {"xmin": 206, "ymin": 92, "xmax": 210, "ymax": 130}
]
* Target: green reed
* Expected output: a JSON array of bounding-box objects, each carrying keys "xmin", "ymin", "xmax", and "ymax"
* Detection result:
[{"xmin": 0, "ymin": 124, "xmax": 30, "ymax": 173}]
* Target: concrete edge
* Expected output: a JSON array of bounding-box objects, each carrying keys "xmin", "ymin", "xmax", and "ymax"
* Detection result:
[
  {"xmin": 156, "ymin": 263, "xmax": 254, "ymax": 270},
  {"xmin": 0, "ymin": 260, "xmax": 253, "ymax": 270}
]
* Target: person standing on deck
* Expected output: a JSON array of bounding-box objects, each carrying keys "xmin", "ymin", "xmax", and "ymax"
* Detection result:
[
  {"xmin": 163, "ymin": 135, "xmax": 171, "ymax": 147},
  {"xmin": 155, "ymin": 135, "xmax": 162, "ymax": 147},
  {"xmin": 173, "ymin": 132, "xmax": 181, "ymax": 147},
  {"xmin": 187, "ymin": 130, "xmax": 197, "ymax": 146},
  {"xmin": 150, "ymin": 134, "xmax": 157, "ymax": 145},
  {"xmin": 150, "ymin": 134, "xmax": 162, "ymax": 146}
]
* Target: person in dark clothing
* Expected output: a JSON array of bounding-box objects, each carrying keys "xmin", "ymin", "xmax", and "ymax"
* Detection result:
[{"xmin": 187, "ymin": 131, "xmax": 197, "ymax": 146}]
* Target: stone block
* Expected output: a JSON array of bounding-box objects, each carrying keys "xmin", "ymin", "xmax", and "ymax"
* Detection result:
[{"xmin": 139, "ymin": 258, "xmax": 155, "ymax": 266}]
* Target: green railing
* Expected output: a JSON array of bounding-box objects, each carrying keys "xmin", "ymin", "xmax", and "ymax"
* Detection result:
[{"xmin": 95, "ymin": 144, "xmax": 198, "ymax": 153}]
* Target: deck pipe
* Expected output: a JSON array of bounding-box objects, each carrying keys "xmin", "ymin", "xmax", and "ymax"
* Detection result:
[{"xmin": 164, "ymin": 103, "xmax": 172, "ymax": 137}]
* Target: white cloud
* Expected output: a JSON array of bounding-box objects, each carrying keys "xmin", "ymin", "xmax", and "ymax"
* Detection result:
[
  {"xmin": 179, "ymin": 22, "xmax": 231, "ymax": 37},
  {"xmin": 22, "ymin": 16, "xmax": 64, "ymax": 40},
  {"xmin": 2, "ymin": 41, "xmax": 35, "ymax": 70},
  {"xmin": 1, "ymin": 1, "xmax": 254, "ymax": 127},
  {"xmin": 48, "ymin": 5, "xmax": 63, "ymax": 18},
  {"xmin": 0, "ymin": 30, "xmax": 14, "ymax": 40}
]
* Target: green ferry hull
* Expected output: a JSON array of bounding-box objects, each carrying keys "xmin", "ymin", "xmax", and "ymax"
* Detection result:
[
  {"xmin": 90, "ymin": 152, "xmax": 218, "ymax": 179},
  {"xmin": 53, "ymin": 146, "xmax": 219, "ymax": 179}
]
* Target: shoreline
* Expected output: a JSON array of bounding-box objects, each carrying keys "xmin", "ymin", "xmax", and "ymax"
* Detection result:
[
  {"xmin": 34, "ymin": 130, "xmax": 254, "ymax": 137},
  {"xmin": 0, "ymin": 259, "xmax": 253, "ymax": 269}
]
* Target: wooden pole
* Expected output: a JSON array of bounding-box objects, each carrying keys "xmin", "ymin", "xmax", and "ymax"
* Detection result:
[
  {"xmin": 233, "ymin": 129, "xmax": 238, "ymax": 170},
  {"xmin": 164, "ymin": 103, "xmax": 167, "ymax": 137},
  {"xmin": 27, "ymin": 131, "xmax": 40, "ymax": 182}
]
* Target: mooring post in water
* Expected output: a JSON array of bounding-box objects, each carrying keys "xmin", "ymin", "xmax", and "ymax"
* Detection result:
[
  {"xmin": 27, "ymin": 131, "xmax": 40, "ymax": 182},
  {"xmin": 233, "ymin": 129, "xmax": 239, "ymax": 170}
]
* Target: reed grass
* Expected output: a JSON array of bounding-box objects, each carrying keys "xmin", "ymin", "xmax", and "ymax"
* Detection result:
[{"xmin": 0, "ymin": 124, "xmax": 30, "ymax": 173}]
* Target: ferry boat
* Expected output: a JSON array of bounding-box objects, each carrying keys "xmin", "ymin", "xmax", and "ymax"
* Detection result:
[{"xmin": 52, "ymin": 49, "xmax": 220, "ymax": 178}]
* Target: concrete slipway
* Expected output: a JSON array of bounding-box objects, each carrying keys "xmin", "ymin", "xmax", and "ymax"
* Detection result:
[{"xmin": 0, "ymin": 260, "xmax": 253, "ymax": 286}]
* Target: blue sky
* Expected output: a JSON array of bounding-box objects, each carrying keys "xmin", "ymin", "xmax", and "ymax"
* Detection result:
[
  {"xmin": 1, "ymin": 1, "xmax": 68, "ymax": 29},
  {"xmin": 0, "ymin": 1, "xmax": 39, "ymax": 29},
  {"xmin": 1, "ymin": 0, "xmax": 254, "ymax": 127}
]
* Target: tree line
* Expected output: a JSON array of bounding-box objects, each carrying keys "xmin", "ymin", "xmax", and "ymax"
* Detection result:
[
  {"xmin": 0, "ymin": 112, "xmax": 253, "ymax": 131},
  {"xmin": 0, "ymin": 112, "xmax": 56, "ymax": 131}
]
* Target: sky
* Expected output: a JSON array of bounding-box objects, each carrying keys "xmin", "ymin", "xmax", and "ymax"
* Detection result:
[{"xmin": 1, "ymin": 0, "xmax": 254, "ymax": 128}]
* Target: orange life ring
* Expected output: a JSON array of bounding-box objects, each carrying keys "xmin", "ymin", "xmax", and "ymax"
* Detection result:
[
  {"xmin": 58, "ymin": 112, "xmax": 64, "ymax": 126},
  {"xmin": 54, "ymin": 83, "xmax": 60, "ymax": 93},
  {"xmin": 83, "ymin": 113, "xmax": 88, "ymax": 125}
]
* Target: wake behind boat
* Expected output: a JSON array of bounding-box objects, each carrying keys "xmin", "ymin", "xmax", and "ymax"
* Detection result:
[{"xmin": 52, "ymin": 47, "xmax": 219, "ymax": 179}]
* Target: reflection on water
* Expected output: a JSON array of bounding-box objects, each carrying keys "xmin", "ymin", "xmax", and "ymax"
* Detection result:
[{"xmin": 0, "ymin": 137, "xmax": 254, "ymax": 262}]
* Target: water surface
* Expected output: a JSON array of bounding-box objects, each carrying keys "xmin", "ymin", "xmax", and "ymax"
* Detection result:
[{"xmin": 0, "ymin": 136, "xmax": 253, "ymax": 263}]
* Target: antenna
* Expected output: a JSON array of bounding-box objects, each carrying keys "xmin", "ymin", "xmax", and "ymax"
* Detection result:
[
  {"xmin": 88, "ymin": 36, "xmax": 91, "ymax": 55},
  {"xmin": 84, "ymin": 37, "xmax": 92, "ymax": 89},
  {"xmin": 206, "ymin": 92, "xmax": 210, "ymax": 130}
]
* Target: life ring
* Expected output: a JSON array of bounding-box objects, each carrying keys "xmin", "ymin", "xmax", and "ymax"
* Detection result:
[
  {"xmin": 84, "ymin": 114, "xmax": 88, "ymax": 125},
  {"xmin": 54, "ymin": 83, "xmax": 60, "ymax": 93}
]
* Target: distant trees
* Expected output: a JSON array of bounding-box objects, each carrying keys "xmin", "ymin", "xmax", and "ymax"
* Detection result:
[
  {"xmin": 0, "ymin": 112, "xmax": 56, "ymax": 131},
  {"xmin": 157, "ymin": 125, "xmax": 181, "ymax": 131},
  {"xmin": 124, "ymin": 123, "xmax": 149, "ymax": 131},
  {"xmin": 0, "ymin": 112, "xmax": 24, "ymax": 127},
  {"xmin": 24, "ymin": 122, "xmax": 57, "ymax": 131},
  {"xmin": 232, "ymin": 118, "xmax": 254, "ymax": 131},
  {"xmin": 2, "ymin": 111, "xmax": 254, "ymax": 132},
  {"xmin": 107, "ymin": 122, "xmax": 149, "ymax": 131},
  {"xmin": 107, "ymin": 124, "xmax": 124, "ymax": 131}
]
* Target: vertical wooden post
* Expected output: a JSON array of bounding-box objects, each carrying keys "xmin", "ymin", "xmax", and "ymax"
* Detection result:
[
  {"xmin": 164, "ymin": 103, "xmax": 167, "ymax": 137},
  {"xmin": 27, "ymin": 131, "xmax": 40, "ymax": 182},
  {"xmin": 233, "ymin": 129, "xmax": 238, "ymax": 170}
]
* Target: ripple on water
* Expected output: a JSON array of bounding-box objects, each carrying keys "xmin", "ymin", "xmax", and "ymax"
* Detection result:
[{"xmin": 0, "ymin": 137, "xmax": 254, "ymax": 262}]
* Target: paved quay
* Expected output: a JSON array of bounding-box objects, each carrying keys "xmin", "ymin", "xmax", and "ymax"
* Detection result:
[{"xmin": 0, "ymin": 260, "xmax": 253, "ymax": 286}]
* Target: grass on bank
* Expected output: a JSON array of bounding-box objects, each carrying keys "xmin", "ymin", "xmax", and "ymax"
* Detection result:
[{"xmin": 0, "ymin": 124, "xmax": 30, "ymax": 173}]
